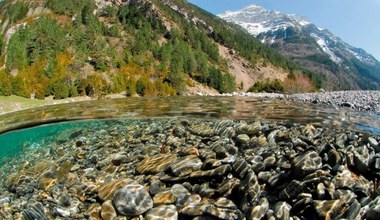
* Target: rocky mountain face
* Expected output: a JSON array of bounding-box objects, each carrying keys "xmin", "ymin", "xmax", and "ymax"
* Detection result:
[
  {"xmin": 219, "ymin": 4, "xmax": 380, "ymax": 90},
  {"xmin": 0, "ymin": 0, "xmax": 311, "ymax": 99}
]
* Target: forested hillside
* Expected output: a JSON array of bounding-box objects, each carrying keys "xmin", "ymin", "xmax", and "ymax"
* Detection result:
[{"xmin": 0, "ymin": 0, "xmax": 317, "ymax": 99}]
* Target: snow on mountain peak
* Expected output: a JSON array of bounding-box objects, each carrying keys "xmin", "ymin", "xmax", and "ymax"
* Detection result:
[{"xmin": 218, "ymin": 4, "xmax": 312, "ymax": 37}]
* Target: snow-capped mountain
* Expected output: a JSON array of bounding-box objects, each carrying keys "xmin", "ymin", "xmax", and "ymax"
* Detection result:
[
  {"xmin": 220, "ymin": 5, "xmax": 310, "ymax": 37},
  {"xmin": 219, "ymin": 4, "xmax": 380, "ymax": 90}
]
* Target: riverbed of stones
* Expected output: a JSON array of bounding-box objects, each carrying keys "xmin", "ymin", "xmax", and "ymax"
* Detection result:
[{"xmin": 1, "ymin": 118, "xmax": 380, "ymax": 219}]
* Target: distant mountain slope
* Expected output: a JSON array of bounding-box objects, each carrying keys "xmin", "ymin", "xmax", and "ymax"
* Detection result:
[
  {"xmin": 219, "ymin": 4, "xmax": 380, "ymax": 90},
  {"xmin": 0, "ymin": 0, "xmax": 316, "ymax": 99}
]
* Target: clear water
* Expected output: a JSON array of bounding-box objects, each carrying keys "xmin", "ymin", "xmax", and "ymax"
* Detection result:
[{"xmin": 0, "ymin": 96, "xmax": 379, "ymax": 166}]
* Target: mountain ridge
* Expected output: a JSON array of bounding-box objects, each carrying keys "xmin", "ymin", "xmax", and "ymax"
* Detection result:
[{"xmin": 219, "ymin": 4, "xmax": 380, "ymax": 90}]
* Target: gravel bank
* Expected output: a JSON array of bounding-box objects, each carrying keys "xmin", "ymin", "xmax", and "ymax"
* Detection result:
[
  {"xmin": 214, "ymin": 90, "xmax": 380, "ymax": 113},
  {"xmin": 288, "ymin": 90, "xmax": 380, "ymax": 113}
]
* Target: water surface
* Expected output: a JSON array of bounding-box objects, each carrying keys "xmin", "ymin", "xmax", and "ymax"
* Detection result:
[{"xmin": 0, "ymin": 96, "xmax": 379, "ymax": 165}]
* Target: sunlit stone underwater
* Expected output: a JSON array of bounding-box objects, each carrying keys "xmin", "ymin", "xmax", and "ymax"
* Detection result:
[{"xmin": 0, "ymin": 97, "xmax": 380, "ymax": 219}]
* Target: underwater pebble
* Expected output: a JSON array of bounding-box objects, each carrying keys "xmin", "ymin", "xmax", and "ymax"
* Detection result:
[{"xmin": 113, "ymin": 180, "xmax": 153, "ymax": 216}]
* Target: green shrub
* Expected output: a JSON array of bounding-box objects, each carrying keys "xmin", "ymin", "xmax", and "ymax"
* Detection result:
[
  {"xmin": 126, "ymin": 76, "xmax": 137, "ymax": 97},
  {"xmin": 0, "ymin": 71, "xmax": 12, "ymax": 96},
  {"xmin": 12, "ymin": 76, "xmax": 30, "ymax": 98},
  {"xmin": 248, "ymin": 80, "xmax": 284, "ymax": 93}
]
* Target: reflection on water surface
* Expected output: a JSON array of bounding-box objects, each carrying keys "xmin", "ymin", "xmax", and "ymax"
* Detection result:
[{"xmin": 0, "ymin": 96, "xmax": 379, "ymax": 134}]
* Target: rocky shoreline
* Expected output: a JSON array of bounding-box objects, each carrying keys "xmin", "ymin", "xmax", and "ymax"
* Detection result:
[
  {"xmin": 216, "ymin": 90, "xmax": 380, "ymax": 114},
  {"xmin": 1, "ymin": 118, "xmax": 380, "ymax": 219}
]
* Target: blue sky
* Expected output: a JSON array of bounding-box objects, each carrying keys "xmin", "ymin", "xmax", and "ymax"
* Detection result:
[{"xmin": 188, "ymin": 0, "xmax": 380, "ymax": 61}]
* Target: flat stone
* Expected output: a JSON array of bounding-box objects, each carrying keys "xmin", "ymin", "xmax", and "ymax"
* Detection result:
[
  {"xmin": 335, "ymin": 133, "xmax": 348, "ymax": 148},
  {"xmin": 258, "ymin": 171, "xmax": 272, "ymax": 183},
  {"xmin": 111, "ymin": 154, "xmax": 131, "ymax": 166},
  {"xmin": 369, "ymin": 137, "xmax": 379, "ymax": 152},
  {"xmin": 56, "ymin": 208, "xmax": 70, "ymax": 218},
  {"xmin": 214, "ymin": 197, "xmax": 237, "ymax": 210},
  {"xmin": 344, "ymin": 199, "xmax": 361, "ymax": 219},
  {"xmin": 216, "ymin": 177, "xmax": 240, "ymax": 197},
  {"xmin": 149, "ymin": 179, "xmax": 166, "ymax": 195},
  {"xmin": 145, "ymin": 205, "xmax": 178, "ymax": 220},
  {"xmin": 268, "ymin": 172, "xmax": 290, "ymax": 188},
  {"xmin": 198, "ymin": 149, "xmax": 216, "ymax": 160},
  {"xmin": 22, "ymin": 202, "xmax": 48, "ymax": 220},
  {"xmin": 374, "ymin": 158, "xmax": 380, "ymax": 170},
  {"xmin": 153, "ymin": 190, "xmax": 176, "ymax": 205},
  {"xmin": 171, "ymin": 184, "xmax": 191, "ymax": 207},
  {"xmin": 316, "ymin": 183, "xmax": 326, "ymax": 199},
  {"xmin": 236, "ymin": 134, "xmax": 250, "ymax": 148},
  {"xmin": 292, "ymin": 198, "xmax": 313, "ymax": 216},
  {"xmin": 101, "ymin": 200, "xmax": 117, "ymax": 220},
  {"xmin": 232, "ymin": 158, "xmax": 251, "ymax": 179},
  {"xmin": 206, "ymin": 205, "xmax": 243, "ymax": 220},
  {"xmin": 249, "ymin": 198, "xmax": 269, "ymax": 220},
  {"xmin": 98, "ymin": 179, "xmax": 131, "ymax": 201},
  {"xmin": 250, "ymin": 135, "xmax": 268, "ymax": 148},
  {"xmin": 313, "ymin": 200, "xmax": 346, "ymax": 219},
  {"xmin": 202, "ymin": 158, "xmax": 222, "ymax": 170},
  {"xmin": 335, "ymin": 189, "xmax": 357, "ymax": 204},
  {"xmin": 354, "ymin": 175, "xmax": 373, "ymax": 197},
  {"xmin": 280, "ymin": 180, "xmax": 304, "ymax": 200},
  {"xmin": 263, "ymin": 156, "xmax": 276, "ymax": 169},
  {"xmin": 113, "ymin": 180, "xmax": 153, "ymax": 216},
  {"xmin": 136, "ymin": 154, "xmax": 177, "ymax": 174},
  {"xmin": 190, "ymin": 164, "xmax": 232, "ymax": 178},
  {"xmin": 292, "ymin": 150, "xmax": 322, "ymax": 177},
  {"xmin": 170, "ymin": 155, "xmax": 203, "ymax": 177},
  {"xmin": 197, "ymin": 183, "xmax": 215, "ymax": 197},
  {"xmin": 240, "ymin": 170, "xmax": 260, "ymax": 201},
  {"xmin": 353, "ymin": 145, "xmax": 370, "ymax": 174},
  {"xmin": 327, "ymin": 149, "xmax": 343, "ymax": 167},
  {"xmin": 180, "ymin": 202, "xmax": 211, "ymax": 216},
  {"xmin": 333, "ymin": 170, "xmax": 355, "ymax": 189},
  {"xmin": 220, "ymin": 127, "xmax": 236, "ymax": 138},
  {"xmin": 274, "ymin": 201, "xmax": 291, "ymax": 220},
  {"xmin": 238, "ymin": 123, "xmax": 261, "ymax": 135},
  {"xmin": 188, "ymin": 124, "xmax": 215, "ymax": 137}
]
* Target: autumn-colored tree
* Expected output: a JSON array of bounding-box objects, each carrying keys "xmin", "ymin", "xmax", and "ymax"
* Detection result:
[
  {"xmin": 19, "ymin": 59, "xmax": 49, "ymax": 99},
  {"xmin": 125, "ymin": 75, "xmax": 137, "ymax": 97},
  {"xmin": 85, "ymin": 73, "xmax": 109, "ymax": 97},
  {"xmin": 283, "ymin": 74, "xmax": 315, "ymax": 93},
  {"xmin": 155, "ymin": 80, "xmax": 175, "ymax": 96},
  {"xmin": 0, "ymin": 70, "xmax": 12, "ymax": 96},
  {"xmin": 12, "ymin": 76, "xmax": 30, "ymax": 98}
]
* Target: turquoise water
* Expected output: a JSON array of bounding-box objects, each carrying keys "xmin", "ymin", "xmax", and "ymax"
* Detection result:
[
  {"xmin": 0, "ymin": 120, "xmax": 93, "ymax": 166},
  {"xmin": 0, "ymin": 96, "xmax": 379, "ymax": 167}
]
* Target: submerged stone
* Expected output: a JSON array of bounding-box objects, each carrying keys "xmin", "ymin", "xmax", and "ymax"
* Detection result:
[
  {"xmin": 190, "ymin": 164, "xmax": 232, "ymax": 178},
  {"xmin": 313, "ymin": 200, "xmax": 346, "ymax": 219},
  {"xmin": 136, "ymin": 154, "xmax": 177, "ymax": 174},
  {"xmin": 292, "ymin": 150, "xmax": 322, "ymax": 177},
  {"xmin": 170, "ymin": 155, "xmax": 203, "ymax": 177},
  {"xmin": 112, "ymin": 180, "xmax": 153, "ymax": 216},
  {"xmin": 98, "ymin": 179, "xmax": 131, "ymax": 201},
  {"xmin": 153, "ymin": 190, "xmax": 176, "ymax": 205},
  {"xmin": 145, "ymin": 205, "xmax": 178, "ymax": 220},
  {"xmin": 274, "ymin": 201, "xmax": 291, "ymax": 220},
  {"xmin": 101, "ymin": 200, "xmax": 117, "ymax": 220},
  {"xmin": 22, "ymin": 202, "xmax": 48, "ymax": 220},
  {"xmin": 248, "ymin": 198, "xmax": 269, "ymax": 220}
]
